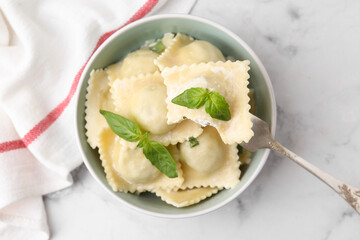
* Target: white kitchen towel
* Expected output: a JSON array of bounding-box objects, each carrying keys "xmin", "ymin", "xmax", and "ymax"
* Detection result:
[{"xmin": 0, "ymin": 0, "xmax": 196, "ymax": 239}]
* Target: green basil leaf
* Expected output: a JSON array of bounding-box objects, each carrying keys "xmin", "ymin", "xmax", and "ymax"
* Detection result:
[
  {"xmin": 188, "ymin": 136, "xmax": 199, "ymax": 148},
  {"xmin": 136, "ymin": 132, "xmax": 149, "ymax": 148},
  {"xmin": 205, "ymin": 91, "xmax": 231, "ymax": 121},
  {"xmin": 100, "ymin": 110, "xmax": 142, "ymax": 142},
  {"xmin": 149, "ymin": 40, "xmax": 165, "ymax": 53},
  {"xmin": 142, "ymin": 140, "xmax": 178, "ymax": 178},
  {"xmin": 136, "ymin": 138, "xmax": 147, "ymax": 148},
  {"xmin": 171, "ymin": 87, "xmax": 208, "ymax": 109}
]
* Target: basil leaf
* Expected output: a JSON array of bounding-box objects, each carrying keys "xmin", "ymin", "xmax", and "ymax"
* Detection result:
[
  {"xmin": 171, "ymin": 87, "xmax": 208, "ymax": 109},
  {"xmin": 136, "ymin": 132, "xmax": 149, "ymax": 148},
  {"xmin": 100, "ymin": 110, "xmax": 142, "ymax": 142},
  {"xmin": 149, "ymin": 40, "xmax": 165, "ymax": 53},
  {"xmin": 205, "ymin": 91, "xmax": 231, "ymax": 121},
  {"xmin": 188, "ymin": 136, "xmax": 199, "ymax": 148},
  {"xmin": 142, "ymin": 140, "xmax": 178, "ymax": 178}
]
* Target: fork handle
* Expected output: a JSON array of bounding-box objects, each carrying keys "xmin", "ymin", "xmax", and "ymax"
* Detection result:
[{"xmin": 269, "ymin": 140, "xmax": 360, "ymax": 214}]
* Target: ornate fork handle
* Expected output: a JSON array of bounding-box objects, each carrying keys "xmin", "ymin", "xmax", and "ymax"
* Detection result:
[{"xmin": 269, "ymin": 140, "xmax": 360, "ymax": 214}]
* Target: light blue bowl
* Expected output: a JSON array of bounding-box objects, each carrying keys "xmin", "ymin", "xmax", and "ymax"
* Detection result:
[{"xmin": 75, "ymin": 14, "xmax": 276, "ymax": 218}]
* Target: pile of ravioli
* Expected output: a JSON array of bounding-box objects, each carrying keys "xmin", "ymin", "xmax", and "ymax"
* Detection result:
[{"xmin": 85, "ymin": 33, "xmax": 254, "ymax": 207}]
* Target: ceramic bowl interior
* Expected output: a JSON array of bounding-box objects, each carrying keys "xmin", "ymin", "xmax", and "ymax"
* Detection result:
[{"xmin": 75, "ymin": 14, "xmax": 276, "ymax": 218}]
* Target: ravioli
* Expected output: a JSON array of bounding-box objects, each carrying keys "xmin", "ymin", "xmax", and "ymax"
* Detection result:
[
  {"xmin": 106, "ymin": 49, "xmax": 159, "ymax": 85},
  {"xmin": 98, "ymin": 128, "xmax": 184, "ymax": 193},
  {"xmin": 155, "ymin": 187, "xmax": 219, "ymax": 208},
  {"xmin": 149, "ymin": 120, "xmax": 203, "ymax": 146},
  {"xmin": 111, "ymin": 72, "xmax": 203, "ymax": 146},
  {"xmin": 111, "ymin": 72, "xmax": 169, "ymax": 128},
  {"xmin": 180, "ymin": 127, "xmax": 224, "ymax": 174},
  {"xmin": 85, "ymin": 69, "xmax": 116, "ymax": 149},
  {"xmin": 163, "ymin": 60, "xmax": 254, "ymax": 144},
  {"xmin": 178, "ymin": 126, "xmax": 240, "ymax": 189},
  {"xmin": 161, "ymin": 33, "xmax": 175, "ymax": 48},
  {"xmin": 155, "ymin": 33, "xmax": 225, "ymax": 70}
]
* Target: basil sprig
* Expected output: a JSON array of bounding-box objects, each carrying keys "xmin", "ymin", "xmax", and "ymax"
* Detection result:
[
  {"xmin": 100, "ymin": 110, "xmax": 177, "ymax": 178},
  {"xmin": 149, "ymin": 40, "xmax": 165, "ymax": 53},
  {"xmin": 171, "ymin": 87, "xmax": 231, "ymax": 121},
  {"xmin": 188, "ymin": 136, "xmax": 199, "ymax": 148}
]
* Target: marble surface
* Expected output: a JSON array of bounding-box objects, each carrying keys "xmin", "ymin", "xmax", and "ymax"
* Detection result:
[{"xmin": 44, "ymin": 0, "xmax": 360, "ymax": 239}]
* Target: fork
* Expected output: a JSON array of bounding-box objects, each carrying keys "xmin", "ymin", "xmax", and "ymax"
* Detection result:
[{"xmin": 241, "ymin": 114, "xmax": 360, "ymax": 214}]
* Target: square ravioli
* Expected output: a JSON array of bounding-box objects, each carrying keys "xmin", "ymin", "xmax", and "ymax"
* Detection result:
[
  {"xmin": 155, "ymin": 187, "xmax": 219, "ymax": 208},
  {"xmin": 162, "ymin": 61, "xmax": 254, "ymax": 144},
  {"xmin": 110, "ymin": 72, "xmax": 203, "ymax": 146},
  {"xmin": 106, "ymin": 49, "xmax": 159, "ymax": 85},
  {"xmin": 98, "ymin": 128, "xmax": 184, "ymax": 193},
  {"xmin": 154, "ymin": 33, "xmax": 225, "ymax": 71},
  {"xmin": 85, "ymin": 69, "xmax": 117, "ymax": 149},
  {"xmin": 178, "ymin": 126, "xmax": 241, "ymax": 189}
]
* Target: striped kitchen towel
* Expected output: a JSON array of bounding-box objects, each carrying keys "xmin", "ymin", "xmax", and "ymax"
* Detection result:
[{"xmin": 0, "ymin": 0, "xmax": 196, "ymax": 239}]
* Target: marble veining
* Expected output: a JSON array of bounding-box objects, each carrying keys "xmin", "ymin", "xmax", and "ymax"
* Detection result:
[
  {"xmin": 287, "ymin": 6, "xmax": 301, "ymax": 21},
  {"xmin": 45, "ymin": 0, "xmax": 360, "ymax": 239}
]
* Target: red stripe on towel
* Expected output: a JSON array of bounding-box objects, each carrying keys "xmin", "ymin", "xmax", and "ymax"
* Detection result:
[{"xmin": 0, "ymin": 0, "xmax": 159, "ymax": 153}]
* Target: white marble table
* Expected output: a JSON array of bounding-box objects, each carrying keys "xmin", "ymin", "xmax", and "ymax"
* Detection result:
[{"xmin": 45, "ymin": 0, "xmax": 360, "ymax": 239}]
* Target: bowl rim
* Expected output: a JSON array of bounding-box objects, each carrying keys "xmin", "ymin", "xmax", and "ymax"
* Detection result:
[{"xmin": 74, "ymin": 13, "xmax": 277, "ymax": 218}]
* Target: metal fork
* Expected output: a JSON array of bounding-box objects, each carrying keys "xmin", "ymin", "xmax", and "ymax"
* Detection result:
[{"xmin": 241, "ymin": 114, "xmax": 360, "ymax": 214}]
